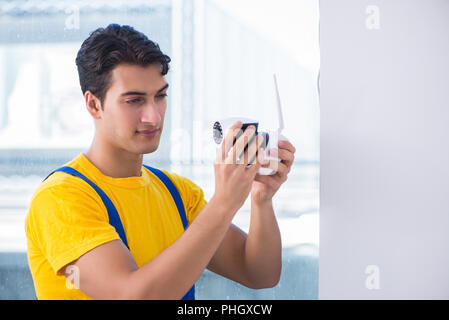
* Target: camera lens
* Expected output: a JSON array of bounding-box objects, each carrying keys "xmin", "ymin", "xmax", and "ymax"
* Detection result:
[{"xmin": 213, "ymin": 121, "xmax": 223, "ymax": 144}]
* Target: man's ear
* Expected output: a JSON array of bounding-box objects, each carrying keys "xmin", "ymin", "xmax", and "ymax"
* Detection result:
[{"xmin": 85, "ymin": 91, "xmax": 103, "ymax": 119}]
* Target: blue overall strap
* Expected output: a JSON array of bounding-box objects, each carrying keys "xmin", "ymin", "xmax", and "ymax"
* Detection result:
[
  {"xmin": 43, "ymin": 166, "xmax": 129, "ymax": 249},
  {"xmin": 143, "ymin": 165, "xmax": 189, "ymax": 230},
  {"xmin": 142, "ymin": 164, "xmax": 195, "ymax": 300}
]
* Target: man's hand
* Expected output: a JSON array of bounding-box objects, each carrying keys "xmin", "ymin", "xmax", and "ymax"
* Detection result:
[
  {"xmin": 251, "ymin": 139, "xmax": 296, "ymax": 205},
  {"xmin": 213, "ymin": 121, "xmax": 265, "ymax": 213}
]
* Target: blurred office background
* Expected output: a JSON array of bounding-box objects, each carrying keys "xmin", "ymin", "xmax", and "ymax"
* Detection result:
[{"xmin": 0, "ymin": 0, "xmax": 319, "ymax": 299}]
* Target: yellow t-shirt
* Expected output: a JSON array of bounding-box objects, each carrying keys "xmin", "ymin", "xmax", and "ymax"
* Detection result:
[{"xmin": 25, "ymin": 153, "xmax": 207, "ymax": 300}]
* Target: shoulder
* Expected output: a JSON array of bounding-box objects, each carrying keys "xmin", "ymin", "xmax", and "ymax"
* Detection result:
[
  {"xmin": 31, "ymin": 153, "xmax": 103, "ymax": 205},
  {"xmin": 25, "ymin": 169, "xmax": 120, "ymax": 275},
  {"xmin": 26, "ymin": 170, "xmax": 107, "ymax": 236},
  {"xmin": 31, "ymin": 171, "xmax": 103, "ymax": 207}
]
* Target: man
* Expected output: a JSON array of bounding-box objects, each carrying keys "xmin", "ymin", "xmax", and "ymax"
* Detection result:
[{"xmin": 25, "ymin": 24, "xmax": 296, "ymax": 300}]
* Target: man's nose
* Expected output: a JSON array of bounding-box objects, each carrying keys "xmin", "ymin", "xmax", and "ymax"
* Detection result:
[{"xmin": 140, "ymin": 100, "xmax": 161, "ymax": 124}]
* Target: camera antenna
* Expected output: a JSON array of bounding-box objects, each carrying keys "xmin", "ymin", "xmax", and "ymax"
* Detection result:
[{"xmin": 273, "ymin": 74, "xmax": 285, "ymax": 134}]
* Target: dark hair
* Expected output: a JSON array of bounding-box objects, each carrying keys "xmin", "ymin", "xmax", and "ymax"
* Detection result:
[{"xmin": 75, "ymin": 24, "xmax": 171, "ymax": 105}]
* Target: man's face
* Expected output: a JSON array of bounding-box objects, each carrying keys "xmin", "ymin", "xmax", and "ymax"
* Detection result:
[{"xmin": 97, "ymin": 63, "xmax": 168, "ymax": 155}]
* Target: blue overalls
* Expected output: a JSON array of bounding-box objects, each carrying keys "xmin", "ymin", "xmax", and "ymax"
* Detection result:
[{"xmin": 44, "ymin": 164, "xmax": 195, "ymax": 300}]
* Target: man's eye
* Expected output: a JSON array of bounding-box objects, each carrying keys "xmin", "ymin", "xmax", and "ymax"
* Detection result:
[
  {"xmin": 126, "ymin": 98, "xmax": 142, "ymax": 104},
  {"xmin": 156, "ymin": 93, "xmax": 168, "ymax": 99}
]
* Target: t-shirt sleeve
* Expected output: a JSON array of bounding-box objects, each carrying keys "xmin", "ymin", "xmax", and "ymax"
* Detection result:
[
  {"xmin": 25, "ymin": 181, "xmax": 121, "ymax": 275},
  {"xmin": 163, "ymin": 171, "xmax": 208, "ymax": 224}
]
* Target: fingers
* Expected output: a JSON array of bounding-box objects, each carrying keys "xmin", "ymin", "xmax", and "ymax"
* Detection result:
[
  {"xmin": 216, "ymin": 121, "xmax": 242, "ymax": 163},
  {"xmin": 248, "ymin": 142, "xmax": 265, "ymax": 175},
  {"xmin": 278, "ymin": 140, "xmax": 296, "ymax": 154},
  {"xmin": 268, "ymin": 148, "xmax": 295, "ymax": 167},
  {"xmin": 231, "ymin": 125, "xmax": 257, "ymax": 164},
  {"xmin": 238, "ymin": 134, "xmax": 265, "ymax": 165}
]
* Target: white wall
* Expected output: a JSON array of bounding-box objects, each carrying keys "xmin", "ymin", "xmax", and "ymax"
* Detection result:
[{"xmin": 319, "ymin": 0, "xmax": 449, "ymax": 299}]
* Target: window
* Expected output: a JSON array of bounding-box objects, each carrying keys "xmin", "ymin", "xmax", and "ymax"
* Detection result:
[{"xmin": 0, "ymin": 0, "xmax": 319, "ymax": 300}]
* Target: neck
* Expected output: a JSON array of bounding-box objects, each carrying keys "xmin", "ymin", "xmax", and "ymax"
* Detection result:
[{"xmin": 84, "ymin": 135, "xmax": 143, "ymax": 178}]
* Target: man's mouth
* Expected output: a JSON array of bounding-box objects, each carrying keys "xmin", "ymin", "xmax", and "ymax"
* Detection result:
[{"xmin": 136, "ymin": 129, "xmax": 160, "ymax": 137}]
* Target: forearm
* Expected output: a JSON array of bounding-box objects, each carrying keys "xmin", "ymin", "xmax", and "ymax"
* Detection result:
[
  {"xmin": 244, "ymin": 198, "xmax": 282, "ymax": 288},
  {"xmin": 126, "ymin": 196, "xmax": 235, "ymax": 299}
]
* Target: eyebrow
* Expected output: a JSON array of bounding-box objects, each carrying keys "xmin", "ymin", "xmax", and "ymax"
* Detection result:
[
  {"xmin": 157, "ymin": 83, "xmax": 169, "ymax": 93},
  {"xmin": 120, "ymin": 83, "xmax": 169, "ymax": 97}
]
